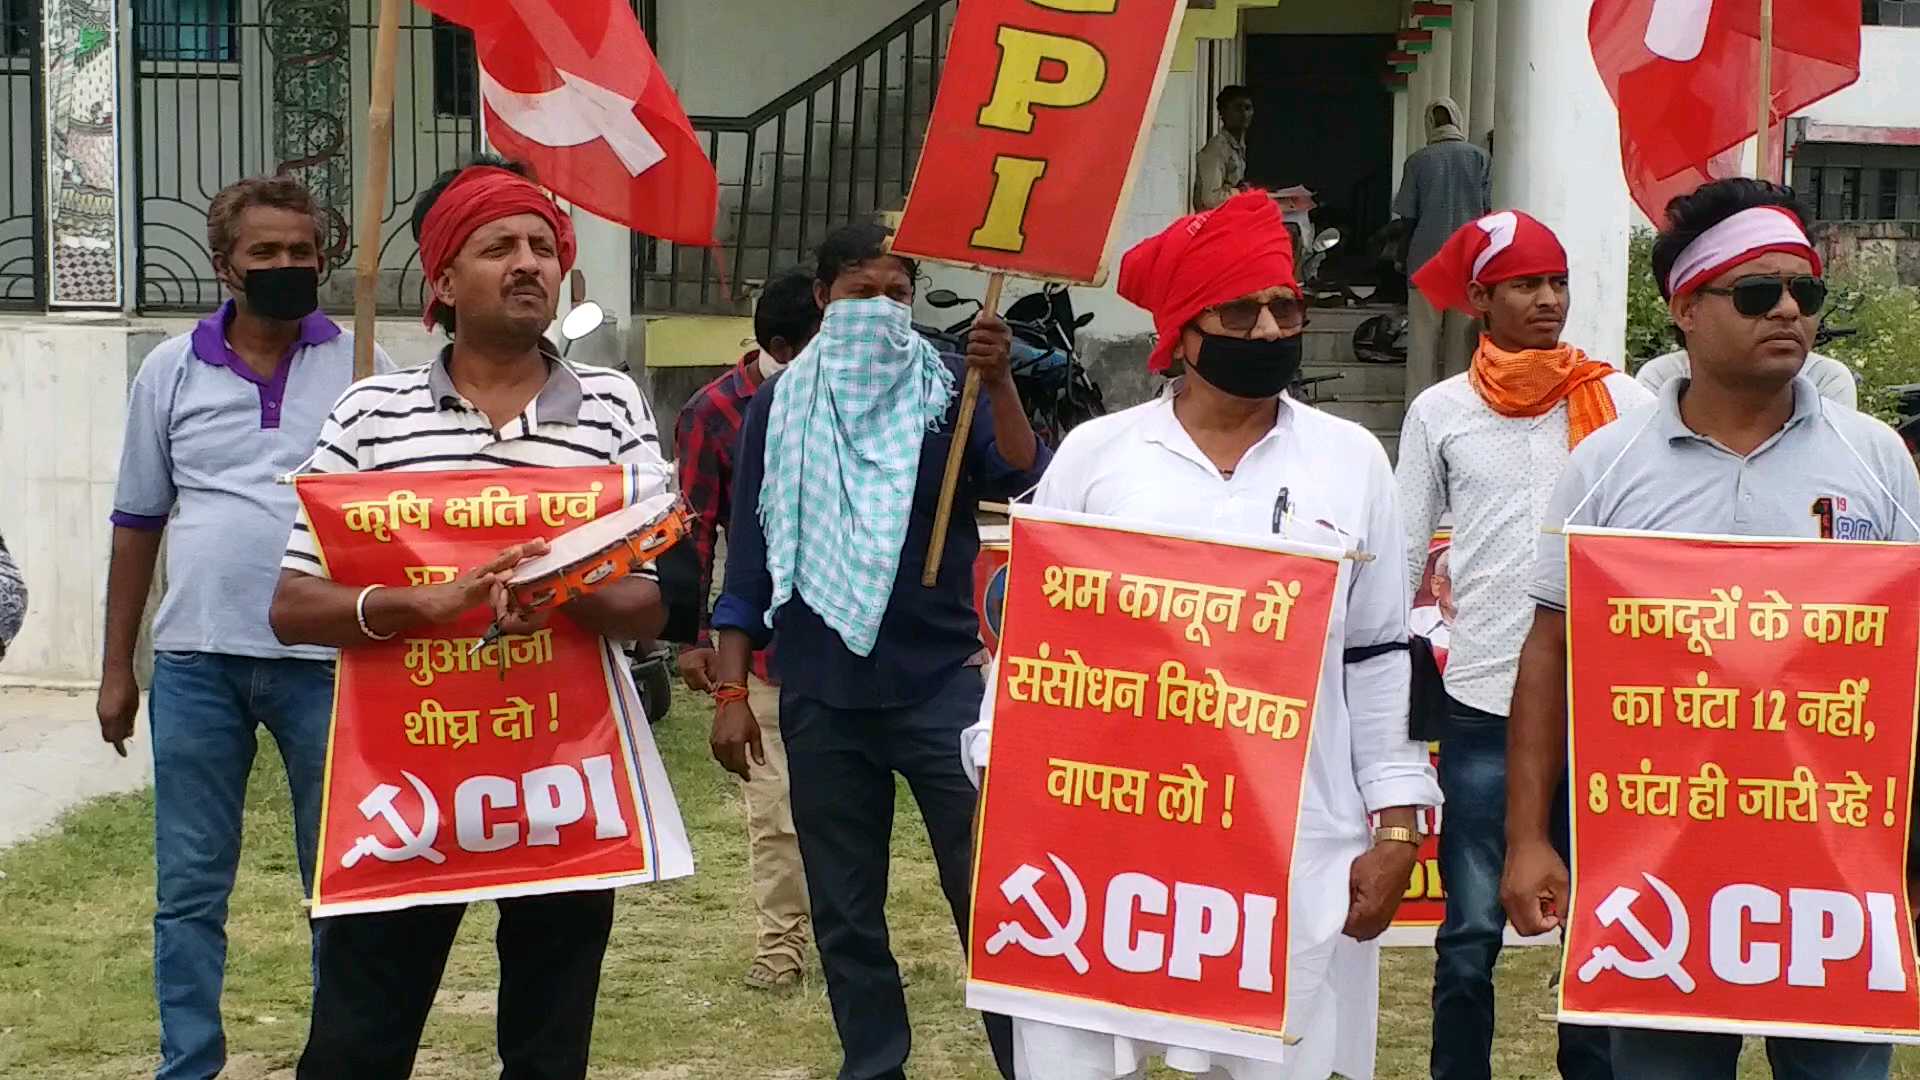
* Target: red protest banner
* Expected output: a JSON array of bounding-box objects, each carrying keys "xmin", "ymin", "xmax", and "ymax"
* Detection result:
[
  {"xmin": 1562, "ymin": 529, "xmax": 1920, "ymax": 1039},
  {"xmin": 295, "ymin": 466, "xmax": 693, "ymax": 917},
  {"xmin": 887, "ymin": 0, "xmax": 1186, "ymax": 283},
  {"xmin": 968, "ymin": 506, "xmax": 1342, "ymax": 1060}
]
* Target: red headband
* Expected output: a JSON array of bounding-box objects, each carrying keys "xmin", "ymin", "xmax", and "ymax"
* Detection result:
[
  {"xmin": 1118, "ymin": 191, "xmax": 1298, "ymax": 374},
  {"xmin": 417, "ymin": 166, "xmax": 578, "ymax": 328},
  {"xmin": 1412, "ymin": 210, "xmax": 1568, "ymax": 316}
]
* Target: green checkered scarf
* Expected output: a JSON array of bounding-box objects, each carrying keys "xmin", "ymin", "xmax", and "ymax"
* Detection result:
[{"xmin": 759, "ymin": 296, "xmax": 956, "ymax": 656}]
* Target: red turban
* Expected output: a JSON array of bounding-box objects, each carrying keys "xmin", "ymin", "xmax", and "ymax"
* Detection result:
[
  {"xmin": 1118, "ymin": 191, "xmax": 1298, "ymax": 374},
  {"xmin": 417, "ymin": 166, "xmax": 578, "ymax": 328},
  {"xmin": 1411, "ymin": 210, "xmax": 1568, "ymax": 316}
]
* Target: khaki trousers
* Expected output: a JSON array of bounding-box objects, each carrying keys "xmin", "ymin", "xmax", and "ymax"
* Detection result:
[
  {"xmin": 1406, "ymin": 290, "xmax": 1479, "ymax": 405},
  {"xmin": 745, "ymin": 676, "xmax": 810, "ymax": 974}
]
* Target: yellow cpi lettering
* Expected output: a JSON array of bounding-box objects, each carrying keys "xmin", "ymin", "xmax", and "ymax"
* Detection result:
[
  {"xmin": 977, "ymin": 28, "xmax": 1108, "ymax": 134},
  {"xmin": 970, "ymin": 156, "xmax": 1049, "ymax": 252},
  {"xmin": 1027, "ymin": 0, "xmax": 1120, "ymax": 11}
]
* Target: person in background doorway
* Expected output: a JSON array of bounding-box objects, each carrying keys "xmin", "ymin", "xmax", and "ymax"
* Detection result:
[
  {"xmin": 1505, "ymin": 178, "xmax": 1918, "ymax": 1080},
  {"xmin": 1397, "ymin": 210, "xmax": 1647, "ymax": 1080},
  {"xmin": 1393, "ymin": 96, "xmax": 1492, "ymax": 401},
  {"xmin": 1635, "ymin": 344, "xmax": 1857, "ymax": 408},
  {"xmin": 675, "ymin": 266, "xmax": 821, "ymax": 992},
  {"xmin": 709, "ymin": 221, "xmax": 1046, "ymax": 1080},
  {"xmin": 1195, "ymin": 84, "xmax": 1254, "ymax": 211},
  {"xmin": 97, "ymin": 175, "xmax": 392, "ymax": 1080}
]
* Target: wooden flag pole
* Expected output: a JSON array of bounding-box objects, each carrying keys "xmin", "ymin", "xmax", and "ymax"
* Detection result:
[
  {"xmin": 922, "ymin": 272, "xmax": 1007, "ymax": 587},
  {"xmin": 1755, "ymin": 0, "xmax": 1776, "ymax": 182},
  {"xmin": 352, "ymin": 0, "xmax": 403, "ymax": 380}
]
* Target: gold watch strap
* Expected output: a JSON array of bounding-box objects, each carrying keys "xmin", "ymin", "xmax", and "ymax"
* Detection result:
[{"xmin": 1373, "ymin": 825, "xmax": 1421, "ymax": 847}]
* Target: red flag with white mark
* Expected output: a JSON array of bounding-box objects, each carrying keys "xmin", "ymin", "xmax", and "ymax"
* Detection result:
[
  {"xmin": 416, "ymin": 0, "xmax": 718, "ymax": 246},
  {"xmin": 1589, "ymin": 0, "xmax": 1860, "ymax": 223}
]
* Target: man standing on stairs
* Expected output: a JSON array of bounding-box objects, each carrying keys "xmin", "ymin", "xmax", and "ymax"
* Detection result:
[
  {"xmin": 675, "ymin": 266, "xmax": 820, "ymax": 992},
  {"xmin": 1395, "ymin": 210, "xmax": 1647, "ymax": 1080},
  {"xmin": 1195, "ymin": 85, "xmax": 1254, "ymax": 212},
  {"xmin": 1393, "ymin": 96, "xmax": 1491, "ymax": 402}
]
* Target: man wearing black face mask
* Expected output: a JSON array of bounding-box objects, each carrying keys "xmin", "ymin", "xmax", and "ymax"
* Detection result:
[
  {"xmin": 962, "ymin": 191, "xmax": 1439, "ymax": 1079},
  {"xmin": 99, "ymin": 175, "xmax": 391, "ymax": 1080}
]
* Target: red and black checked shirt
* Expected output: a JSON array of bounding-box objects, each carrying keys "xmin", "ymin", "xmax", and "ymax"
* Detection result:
[{"xmin": 675, "ymin": 351, "xmax": 767, "ymax": 652}]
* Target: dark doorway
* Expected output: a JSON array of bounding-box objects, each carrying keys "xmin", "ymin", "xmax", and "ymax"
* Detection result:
[{"xmin": 1244, "ymin": 34, "xmax": 1396, "ymax": 250}]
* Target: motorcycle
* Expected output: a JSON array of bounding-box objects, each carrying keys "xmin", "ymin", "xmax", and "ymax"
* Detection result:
[
  {"xmin": 1352, "ymin": 312, "xmax": 1410, "ymax": 365},
  {"xmin": 918, "ymin": 282, "xmax": 1107, "ymax": 447}
]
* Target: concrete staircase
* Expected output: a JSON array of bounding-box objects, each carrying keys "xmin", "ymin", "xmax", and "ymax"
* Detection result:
[
  {"xmin": 642, "ymin": 3, "xmax": 951, "ymax": 315},
  {"xmin": 1298, "ymin": 305, "xmax": 1407, "ymax": 460}
]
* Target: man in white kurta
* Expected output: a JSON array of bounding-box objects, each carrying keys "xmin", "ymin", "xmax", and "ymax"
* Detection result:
[{"xmin": 962, "ymin": 192, "xmax": 1442, "ymax": 1080}]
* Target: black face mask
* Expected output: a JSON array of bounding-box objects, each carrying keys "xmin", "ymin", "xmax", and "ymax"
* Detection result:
[
  {"xmin": 235, "ymin": 265, "xmax": 320, "ymax": 322},
  {"xmin": 1187, "ymin": 332, "xmax": 1303, "ymax": 400}
]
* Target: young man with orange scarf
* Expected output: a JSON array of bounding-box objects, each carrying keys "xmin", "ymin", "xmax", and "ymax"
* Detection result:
[{"xmin": 1395, "ymin": 210, "xmax": 1649, "ymax": 1080}]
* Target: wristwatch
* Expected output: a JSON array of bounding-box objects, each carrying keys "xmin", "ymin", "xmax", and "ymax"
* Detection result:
[{"xmin": 1372, "ymin": 825, "xmax": 1422, "ymax": 848}]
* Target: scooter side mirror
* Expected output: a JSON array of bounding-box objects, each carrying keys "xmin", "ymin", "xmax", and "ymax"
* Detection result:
[
  {"xmin": 1314, "ymin": 228, "xmax": 1342, "ymax": 253},
  {"xmin": 924, "ymin": 289, "xmax": 964, "ymax": 308},
  {"xmin": 561, "ymin": 301, "xmax": 607, "ymax": 342},
  {"xmin": 1074, "ymin": 313, "xmax": 1095, "ymax": 329}
]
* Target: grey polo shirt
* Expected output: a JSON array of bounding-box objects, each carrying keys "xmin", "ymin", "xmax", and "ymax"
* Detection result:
[{"xmin": 1532, "ymin": 375, "xmax": 1920, "ymax": 610}]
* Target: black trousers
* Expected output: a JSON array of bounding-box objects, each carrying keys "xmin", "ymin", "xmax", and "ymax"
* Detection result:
[
  {"xmin": 296, "ymin": 889, "xmax": 616, "ymax": 1080},
  {"xmin": 782, "ymin": 666, "xmax": 1016, "ymax": 1080}
]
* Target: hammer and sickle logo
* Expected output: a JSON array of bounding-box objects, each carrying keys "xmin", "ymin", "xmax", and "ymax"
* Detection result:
[
  {"xmin": 340, "ymin": 770, "xmax": 448, "ymax": 869},
  {"xmin": 984, "ymin": 853, "xmax": 1090, "ymax": 975},
  {"xmin": 1577, "ymin": 871, "xmax": 1695, "ymax": 993}
]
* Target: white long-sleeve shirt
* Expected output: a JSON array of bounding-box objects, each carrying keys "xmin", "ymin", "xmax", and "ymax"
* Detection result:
[
  {"xmin": 1394, "ymin": 371, "xmax": 1652, "ymax": 715},
  {"xmin": 962, "ymin": 394, "xmax": 1441, "ymax": 1080}
]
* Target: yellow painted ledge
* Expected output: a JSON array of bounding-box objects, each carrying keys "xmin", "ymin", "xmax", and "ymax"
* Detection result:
[
  {"xmin": 1170, "ymin": 0, "xmax": 1284, "ymax": 72},
  {"xmin": 642, "ymin": 314, "xmax": 754, "ymax": 368}
]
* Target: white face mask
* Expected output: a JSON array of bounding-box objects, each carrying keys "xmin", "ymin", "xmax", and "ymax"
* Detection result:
[{"xmin": 758, "ymin": 350, "xmax": 785, "ymax": 380}]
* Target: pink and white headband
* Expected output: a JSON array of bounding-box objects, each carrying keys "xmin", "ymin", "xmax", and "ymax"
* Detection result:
[{"xmin": 1666, "ymin": 206, "xmax": 1821, "ymax": 299}]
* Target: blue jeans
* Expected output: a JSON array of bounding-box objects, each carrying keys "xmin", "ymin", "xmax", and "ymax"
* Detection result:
[
  {"xmin": 1609, "ymin": 1028, "xmax": 1891, "ymax": 1079},
  {"xmin": 150, "ymin": 652, "xmax": 334, "ymax": 1080},
  {"xmin": 1431, "ymin": 697, "xmax": 1612, "ymax": 1080}
]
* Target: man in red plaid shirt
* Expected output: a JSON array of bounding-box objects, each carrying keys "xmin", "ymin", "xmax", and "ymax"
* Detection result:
[{"xmin": 675, "ymin": 266, "xmax": 820, "ymax": 990}]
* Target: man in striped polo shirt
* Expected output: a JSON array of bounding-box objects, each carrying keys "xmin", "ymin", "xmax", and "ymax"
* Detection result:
[{"xmin": 269, "ymin": 157, "xmax": 671, "ymax": 1080}]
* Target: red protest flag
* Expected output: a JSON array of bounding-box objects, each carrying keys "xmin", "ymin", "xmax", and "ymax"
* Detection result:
[
  {"xmin": 1589, "ymin": 0, "xmax": 1860, "ymax": 223},
  {"xmin": 415, "ymin": 0, "xmax": 718, "ymax": 246}
]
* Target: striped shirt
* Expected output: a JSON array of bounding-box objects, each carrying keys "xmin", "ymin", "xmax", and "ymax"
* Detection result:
[{"xmin": 281, "ymin": 341, "xmax": 670, "ymax": 578}]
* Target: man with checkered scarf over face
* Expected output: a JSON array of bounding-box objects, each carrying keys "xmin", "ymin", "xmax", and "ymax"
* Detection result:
[{"xmin": 708, "ymin": 220, "xmax": 1048, "ymax": 1080}]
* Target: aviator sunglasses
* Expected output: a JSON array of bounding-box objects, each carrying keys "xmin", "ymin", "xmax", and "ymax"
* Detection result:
[
  {"xmin": 1209, "ymin": 296, "xmax": 1308, "ymax": 334},
  {"xmin": 1693, "ymin": 274, "xmax": 1828, "ymax": 319}
]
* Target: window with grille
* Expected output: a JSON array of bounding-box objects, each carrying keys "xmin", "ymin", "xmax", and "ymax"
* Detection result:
[
  {"xmin": 432, "ymin": 17, "xmax": 476, "ymax": 118},
  {"xmin": 1796, "ymin": 144, "xmax": 1920, "ymax": 222},
  {"xmin": 1865, "ymin": 0, "xmax": 1920, "ymax": 26},
  {"xmin": 1, "ymin": 0, "xmax": 29, "ymax": 58},
  {"xmin": 134, "ymin": 0, "xmax": 239, "ymax": 63}
]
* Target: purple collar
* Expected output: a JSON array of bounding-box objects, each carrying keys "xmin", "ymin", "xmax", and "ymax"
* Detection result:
[{"xmin": 191, "ymin": 300, "xmax": 343, "ymax": 429}]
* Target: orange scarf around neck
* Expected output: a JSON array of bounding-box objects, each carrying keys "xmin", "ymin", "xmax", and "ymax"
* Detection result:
[{"xmin": 1469, "ymin": 338, "xmax": 1620, "ymax": 448}]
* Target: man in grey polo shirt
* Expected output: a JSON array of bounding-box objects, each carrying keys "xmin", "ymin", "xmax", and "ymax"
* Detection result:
[
  {"xmin": 1501, "ymin": 179, "xmax": 1920, "ymax": 1080},
  {"xmin": 98, "ymin": 175, "xmax": 391, "ymax": 1080}
]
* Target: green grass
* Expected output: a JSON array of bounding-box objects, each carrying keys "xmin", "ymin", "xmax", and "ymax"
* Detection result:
[{"xmin": 4, "ymin": 699, "xmax": 1919, "ymax": 1078}]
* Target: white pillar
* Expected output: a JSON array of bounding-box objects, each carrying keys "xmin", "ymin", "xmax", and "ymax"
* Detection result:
[
  {"xmin": 1451, "ymin": 2, "xmax": 1476, "ymax": 135},
  {"xmin": 1426, "ymin": 28, "xmax": 1453, "ymax": 112},
  {"xmin": 564, "ymin": 207, "xmax": 636, "ymax": 370},
  {"xmin": 1392, "ymin": 87, "xmax": 1411, "ymax": 196},
  {"xmin": 1470, "ymin": 0, "xmax": 1500, "ymax": 148},
  {"xmin": 1493, "ymin": 0, "xmax": 1632, "ymax": 366},
  {"xmin": 1409, "ymin": 47, "xmax": 1434, "ymax": 156}
]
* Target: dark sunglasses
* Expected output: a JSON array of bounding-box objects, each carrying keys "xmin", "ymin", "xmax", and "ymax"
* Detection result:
[
  {"xmin": 1209, "ymin": 296, "xmax": 1307, "ymax": 334},
  {"xmin": 1694, "ymin": 274, "xmax": 1827, "ymax": 319}
]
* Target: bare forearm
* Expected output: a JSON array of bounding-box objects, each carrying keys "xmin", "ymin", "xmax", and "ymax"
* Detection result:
[
  {"xmin": 984, "ymin": 375, "xmax": 1037, "ymax": 472},
  {"xmin": 102, "ymin": 528, "xmax": 164, "ymax": 676},
  {"xmin": 716, "ymin": 628, "xmax": 754, "ymax": 685},
  {"xmin": 563, "ymin": 578, "xmax": 665, "ymax": 641},
  {"xmin": 1506, "ymin": 608, "xmax": 1568, "ymax": 848},
  {"xmin": 269, "ymin": 570, "xmax": 437, "ymax": 648}
]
